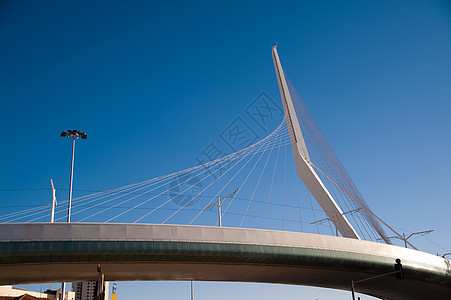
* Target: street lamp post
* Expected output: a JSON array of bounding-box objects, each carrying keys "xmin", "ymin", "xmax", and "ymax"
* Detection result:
[
  {"xmin": 59, "ymin": 130, "xmax": 87, "ymax": 300},
  {"xmin": 60, "ymin": 130, "xmax": 87, "ymax": 222}
]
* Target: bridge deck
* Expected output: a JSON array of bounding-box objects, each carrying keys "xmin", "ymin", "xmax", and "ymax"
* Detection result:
[{"xmin": 0, "ymin": 223, "xmax": 450, "ymax": 299}]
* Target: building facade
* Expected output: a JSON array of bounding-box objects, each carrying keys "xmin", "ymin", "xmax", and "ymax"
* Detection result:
[{"xmin": 71, "ymin": 282, "xmax": 109, "ymax": 300}]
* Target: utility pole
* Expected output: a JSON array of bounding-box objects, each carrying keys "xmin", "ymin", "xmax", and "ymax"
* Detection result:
[
  {"xmin": 203, "ymin": 189, "xmax": 238, "ymax": 227},
  {"xmin": 311, "ymin": 208, "xmax": 362, "ymax": 237},
  {"xmin": 380, "ymin": 230, "xmax": 433, "ymax": 248}
]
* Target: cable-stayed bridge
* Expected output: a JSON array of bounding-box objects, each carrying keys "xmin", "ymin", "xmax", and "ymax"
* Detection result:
[{"xmin": 0, "ymin": 45, "xmax": 450, "ymax": 299}]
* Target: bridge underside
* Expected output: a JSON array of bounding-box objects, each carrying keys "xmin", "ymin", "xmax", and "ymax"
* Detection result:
[
  {"xmin": 3, "ymin": 261, "xmax": 451, "ymax": 300},
  {"xmin": 0, "ymin": 224, "xmax": 450, "ymax": 300}
]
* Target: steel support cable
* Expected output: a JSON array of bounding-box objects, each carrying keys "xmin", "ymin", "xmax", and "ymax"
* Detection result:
[
  {"xmin": 327, "ymin": 153, "xmax": 382, "ymax": 242},
  {"xmin": 262, "ymin": 125, "xmax": 283, "ymax": 229},
  {"xmin": 2, "ymin": 204, "xmax": 54, "ymax": 222},
  {"xmin": 310, "ymin": 161, "xmax": 417, "ymax": 249},
  {"xmin": 298, "ymin": 101, "xmax": 383, "ymax": 241},
  {"xmin": 4, "ymin": 202, "xmax": 326, "ymax": 213},
  {"xmin": 162, "ymin": 146, "xmax": 261, "ymax": 224},
  {"xmin": 238, "ymin": 122, "xmax": 283, "ymax": 227},
  {"xmin": 71, "ymin": 167, "xmax": 191, "ymax": 202},
  {"xmin": 288, "ymin": 82, "xmax": 377, "ymax": 240},
  {"xmin": 310, "ymin": 133, "xmax": 370, "ymax": 237},
  {"xmin": 63, "ymin": 194, "xmax": 326, "ymax": 211},
  {"xmin": 232, "ymin": 121, "xmax": 287, "ymax": 216},
  {"xmin": 284, "ymin": 80, "xmax": 349, "ymax": 235},
  {"xmin": 133, "ymin": 130, "xmax": 277, "ymax": 224},
  {"xmin": 91, "ymin": 153, "xmax": 240, "ymax": 222},
  {"xmin": 50, "ymin": 169, "xmax": 200, "ymax": 223},
  {"xmin": 20, "ymin": 120, "xmax": 285, "ymax": 223},
  {"xmin": 0, "ymin": 190, "xmax": 72, "ymax": 220},
  {"xmin": 71, "ymin": 135, "xmax": 270, "ymax": 223},
  {"xmin": 24, "ymin": 194, "xmax": 311, "ymax": 211},
  {"xmin": 307, "ymin": 183, "xmax": 320, "ymax": 234},
  {"xmin": 228, "ymin": 210, "xmax": 331, "ymax": 226},
  {"xmin": 60, "ymin": 146, "xmax": 264, "ymax": 222},
  {"xmin": 303, "ymin": 128, "xmax": 369, "ymax": 240},
  {"xmin": 9, "ymin": 130, "xmax": 289, "ymax": 224},
  {"xmin": 146, "ymin": 143, "xmax": 260, "ymax": 224},
  {"xmin": 92, "ymin": 145, "xmax": 251, "ymax": 223},
  {"xmin": 292, "ymin": 153, "xmax": 303, "ymax": 232},
  {"xmin": 422, "ymin": 235, "xmax": 447, "ymax": 251},
  {"xmin": 283, "ymin": 141, "xmax": 287, "ymax": 231},
  {"xmin": 180, "ymin": 121, "xmax": 286, "ymax": 226},
  {"xmin": 309, "ymin": 128, "xmax": 371, "ymax": 239},
  {"xmin": 177, "ymin": 120, "xmax": 287, "ymax": 225},
  {"xmin": 313, "ymin": 144, "xmax": 387, "ymax": 241},
  {"xmin": 295, "ymin": 124, "xmax": 334, "ymax": 235},
  {"xmin": 305, "ymin": 126, "xmax": 376, "ymax": 241},
  {"xmin": 26, "ymin": 173, "xmax": 182, "ymax": 223},
  {"xmin": 212, "ymin": 120, "xmax": 285, "ymax": 226},
  {"xmin": 182, "ymin": 145, "xmax": 260, "ymax": 226},
  {"xmin": 1, "ymin": 185, "xmax": 121, "ymax": 222},
  {"xmin": 316, "ymin": 137, "xmax": 348, "ymax": 240},
  {"xmin": 13, "ymin": 208, "xmax": 55, "ymax": 223},
  {"xmin": 235, "ymin": 195, "xmax": 340, "ymax": 213}
]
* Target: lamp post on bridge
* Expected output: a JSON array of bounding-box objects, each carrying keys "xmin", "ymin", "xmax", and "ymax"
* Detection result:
[
  {"xmin": 60, "ymin": 130, "xmax": 87, "ymax": 222},
  {"xmin": 59, "ymin": 130, "xmax": 87, "ymax": 300}
]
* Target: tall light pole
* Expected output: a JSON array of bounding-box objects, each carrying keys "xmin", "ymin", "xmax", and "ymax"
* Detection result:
[
  {"xmin": 60, "ymin": 130, "xmax": 87, "ymax": 222},
  {"xmin": 59, "ymin": 130, "xmax": 87, "ymax": 300}
]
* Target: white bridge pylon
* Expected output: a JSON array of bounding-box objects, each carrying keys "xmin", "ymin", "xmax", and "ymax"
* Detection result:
[{"xmin": 272, "ymin": 44, "xmax": 360, "ymax": 239}]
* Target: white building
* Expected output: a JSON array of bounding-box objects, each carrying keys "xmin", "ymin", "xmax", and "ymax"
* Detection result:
[
  {"xmin": 0, "ymin": 285, "xmax": 62, "ymax": 299},
  {"xmin": 56, "ymin": 288, "xmax": 75, "ymax": 300},
  {"xmin": 0, "ymin": 285, "xmax": 50, "ymax": 299}
]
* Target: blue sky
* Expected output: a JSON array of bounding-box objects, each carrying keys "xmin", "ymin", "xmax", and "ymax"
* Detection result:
[{"xmin": 1, "ymin": 0, "xmax": 450, "ymax": 299}]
